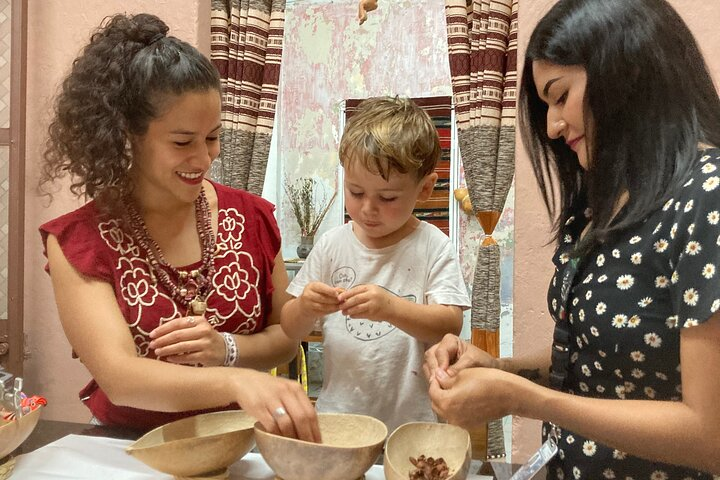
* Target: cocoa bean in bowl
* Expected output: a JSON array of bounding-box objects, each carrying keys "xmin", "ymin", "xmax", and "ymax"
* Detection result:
[{"xmin": 409, "ymin": 454, "xmax": 451, "ymax": 479}]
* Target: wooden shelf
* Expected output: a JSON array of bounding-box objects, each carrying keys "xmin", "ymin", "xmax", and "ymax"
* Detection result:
[{"xmin": 303, "ymin": 331, "xmax": 323, "ymax": 343}]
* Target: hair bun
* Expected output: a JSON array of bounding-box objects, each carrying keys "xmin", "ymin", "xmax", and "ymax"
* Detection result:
[
  {"xmin": 99, "ymin": 13, "xmax": 169, "ymax": 47},
  {"xmin": 127, "ymin": 13, "xmax": 169, "ymax": 45}
]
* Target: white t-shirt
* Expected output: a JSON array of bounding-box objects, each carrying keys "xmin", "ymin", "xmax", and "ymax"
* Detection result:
[{"xmin": 287, "ymin": 221, "xmax": 470, "ymax": 433}]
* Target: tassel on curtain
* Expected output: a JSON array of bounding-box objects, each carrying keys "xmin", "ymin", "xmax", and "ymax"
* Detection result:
[
  {"xmin": 210, "ymin": 0, "xmax": 286, "ymax": 194},
  {"xmin": 445, "ymin": 0, "xmax": 518, "ymax": 459}
]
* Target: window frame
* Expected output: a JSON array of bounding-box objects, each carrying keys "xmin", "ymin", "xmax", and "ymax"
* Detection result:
[{"xmin": 0, "ymin": 0, "xmax": 28, "ymax": 376}]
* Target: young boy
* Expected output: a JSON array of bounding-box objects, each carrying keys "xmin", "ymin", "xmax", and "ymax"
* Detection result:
[{"xmin": 281, "ymin": 96, "xmax": 470, "ymax": 432}]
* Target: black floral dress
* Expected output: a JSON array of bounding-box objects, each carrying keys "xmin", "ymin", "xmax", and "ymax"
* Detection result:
[{"xmin": 543, "ymin": 149, "xmax": 720, "ymax": 479}]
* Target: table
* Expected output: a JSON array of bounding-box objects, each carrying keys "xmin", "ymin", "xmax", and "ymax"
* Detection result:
[
  {"xmin": 20, "ymin": 420, "xmax": 140, "ymax": 454},
  {"xmin": 16, "ymin": 420, "xmax": 537, "ymax": 479}
]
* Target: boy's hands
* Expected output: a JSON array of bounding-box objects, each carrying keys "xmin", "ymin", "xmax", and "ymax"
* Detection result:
[
  {"xmin": 299, "ymin": 282, "xmax": 343, "ymax": 317},
  {"xmin": 338, "ymin": 284, "xmax": 397, "ymax": 321}
]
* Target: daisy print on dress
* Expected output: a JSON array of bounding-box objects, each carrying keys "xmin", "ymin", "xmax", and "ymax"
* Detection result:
[
  {"xmin": 644, "ymin": 332, "xmax": 662, "ymax": 348},
  {"xmin": 602, "ymin": 468, "xmax": 615, "ymax": 479},
  {"xmin": 596, "ymin": 254, "xmax": 605, "ymax": 267},
  {"xmin": 653, "ymin": 238, "xmax": 669, "ymax": 253},
  {"xmin": 627, "ymin": 315, "xmax": 641, "ymax": 328},
  {"xmin": 582, "ymin": 440, "xmax": 597, "ymax": 456},
  {"xmin": 683, "ymin": 288, "xmax": 699, "ymax": 307},
  {"xmin": 685, "ymin": 240, "xmax": 702, "ymax": 255},
  {"xmin": 654, "ymin": 275, "xmax": 669, "ymax": 288},
  {"xmin": 616, "ymin": 274, "xmax": 634, "ymax": 290},
  {"xmin": 683, "ymin": 318, "xmax": 699, "ymax": 327},
  {"xmin": 345, "ymin": 287, "xmax": 413, "ymax": 341},
  {"xmin": 702, "ymin": 263, "xmax": 715, "ymax": 279},
  {"xmin": 712, "ymin": 299, "xmax": 720, "ymax": 313},
  {"xmin": 611, "ymin": 314, "xmax": 627, "ymax": 328},
  {"xmin": 702, "ymin": 176, "xmax": 719, "ymax": 192},
  {"xmin": 707, "ymin": 210, "xmax": 719, "ymax": 224}
]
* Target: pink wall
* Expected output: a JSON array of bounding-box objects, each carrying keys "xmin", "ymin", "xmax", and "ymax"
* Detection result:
[
  {"xmin": 513, "ymin": 0, "xmax": 720, "ymax": 461},
  {"xmin": 24, "ymin": 0, "xmax": 209, "ymax": 423}
]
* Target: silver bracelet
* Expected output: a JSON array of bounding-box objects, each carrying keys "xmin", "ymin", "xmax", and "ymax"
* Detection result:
[{"xmin": 221, "ymin": 332, "xmax": 238, "ymax": 367}]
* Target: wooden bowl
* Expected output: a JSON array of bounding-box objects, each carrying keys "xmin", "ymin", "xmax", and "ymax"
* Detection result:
[
  {"xmin": 384, "ymin": 422, "xmax": 471, "ymax": 480},
  {"xmin": 254, "ymin": 413, "xmax": 387, "ymax": 480},
  {"xmin": 0, "ymin": 405, "xmax": 43, "ymax": 459},
  {"xmin": 126, "ymin": 410, "xmax": 255, "ymax": 480}
]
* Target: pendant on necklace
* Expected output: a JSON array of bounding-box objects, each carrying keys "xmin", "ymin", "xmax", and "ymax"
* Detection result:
[{"xmin": 189, "ymin": 297, "xmax": 207, "ymax": 316}]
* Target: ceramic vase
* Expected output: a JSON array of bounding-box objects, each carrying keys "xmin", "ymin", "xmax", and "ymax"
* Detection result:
[{"xmin": 297, "ymin": 235, "xmax": 314, "ymax": 259}]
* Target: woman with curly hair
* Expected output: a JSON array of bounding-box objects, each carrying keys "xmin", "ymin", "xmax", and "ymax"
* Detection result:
[{"xmin": 39, "ymin": 12, "xmax": 319, "ymax": 441}]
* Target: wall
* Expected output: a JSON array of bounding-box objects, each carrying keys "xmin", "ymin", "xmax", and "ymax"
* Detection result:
[
  {"xmin": 513, "ymin": 0, "xmax": 720, "ymax": 462},
  {"xmin": 23, "ymin": 0, "xmax": 209, "ymax": 422}
]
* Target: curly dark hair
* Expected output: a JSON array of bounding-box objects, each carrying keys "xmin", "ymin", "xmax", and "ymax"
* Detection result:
[{"xmin": 40, "ymin": 13, "xmax": 221, "ymax": 211}]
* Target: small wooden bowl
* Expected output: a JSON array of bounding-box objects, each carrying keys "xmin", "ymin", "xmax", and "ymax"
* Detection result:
[
  {"xmin": 255, "ymin": 413, "xmax": 387, "ymax": 480},
  {"xmin": 384, "ymin": 422, "xmax": 471, "ymax": 480},
  {"xmin": 126, "ymin": 410, "xmax": 255, "ymax": 480},
  {"xmin": 0, "ymin": 405, "xmax": 43, "ymax": 459}
]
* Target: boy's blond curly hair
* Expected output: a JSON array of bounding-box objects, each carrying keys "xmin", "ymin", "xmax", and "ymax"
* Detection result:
[{"xmin": 339, "ymin": 96, "xmax": 441, "ymax": 181}]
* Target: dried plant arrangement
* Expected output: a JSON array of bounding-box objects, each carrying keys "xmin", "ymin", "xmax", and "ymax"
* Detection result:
[{"xmin": 283, "ymin": 176, "xmax": 337, "ymax": 237}]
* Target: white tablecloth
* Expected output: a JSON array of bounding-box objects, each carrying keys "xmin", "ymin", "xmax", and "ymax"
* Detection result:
[{"xmin": 10, "ymin": 434, "xmax": 493, "ymax": 479}]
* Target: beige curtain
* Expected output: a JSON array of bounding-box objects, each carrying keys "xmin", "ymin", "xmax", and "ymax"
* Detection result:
[
  {"xmin": 445, "ymin": 0, "xmax": 518, "ymax": 459},
  {"xmin": 210, "ymin": 0, "xmax": 286, "ymax": 194}
]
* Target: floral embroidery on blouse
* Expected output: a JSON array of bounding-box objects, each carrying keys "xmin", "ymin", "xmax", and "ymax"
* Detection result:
[{"xmin": 101, "ymin": 205, "xmax": 266, "ymax": 358}]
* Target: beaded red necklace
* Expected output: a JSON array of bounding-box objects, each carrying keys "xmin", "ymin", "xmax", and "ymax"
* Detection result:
[{"xmin": 125, "ymin": 189, "xmax": 216, "ymax": 316}]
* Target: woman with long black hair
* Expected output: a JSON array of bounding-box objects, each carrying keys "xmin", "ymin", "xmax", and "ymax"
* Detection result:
[{"xmin": 425, "ymin": 0, "xmax": 720, "ymax": 477}]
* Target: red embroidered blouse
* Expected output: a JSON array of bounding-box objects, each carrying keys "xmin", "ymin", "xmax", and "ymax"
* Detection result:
[{"xmin": 40, "ymin": 181, "xmax": 281, "ymax": 430}]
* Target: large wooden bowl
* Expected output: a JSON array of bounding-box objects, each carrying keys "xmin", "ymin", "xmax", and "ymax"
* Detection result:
[
  {"xmin": 255, "ymin": 413, "xmax": 387, "ymax": 480},
  {"xmin": 125, "ymin": 410, "xmax": 255, "ymax": 480},
  {"xmin": 384, "ymin": 422, "xmax": 471, "ymax": 480},
  {"xmin": 0, "ymin": 405, "xmax": 43, "ymax": 459}
]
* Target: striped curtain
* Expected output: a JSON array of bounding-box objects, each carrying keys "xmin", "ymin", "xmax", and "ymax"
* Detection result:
[
  {"xmin": 445, "ymin": 0, "xmax": 518, "ymax": 459},
  {"xmin": 210, "ymin": 0, "xmax": 285, "ymax": 194}
]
